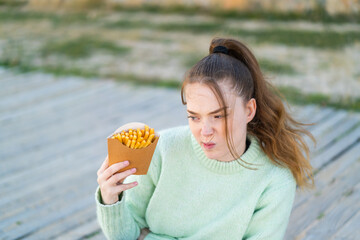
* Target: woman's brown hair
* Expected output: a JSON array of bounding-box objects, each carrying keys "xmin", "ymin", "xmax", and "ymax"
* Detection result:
[{"xmin": 181, "ymin": 38, "xmax": 315, "ymax": 189}]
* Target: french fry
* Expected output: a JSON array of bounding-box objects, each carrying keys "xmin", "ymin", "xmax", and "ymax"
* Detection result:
[
  {"xmin": 148, "ymin": 133, "xmax": 155, "ymax": 142},
  {"xmin": 144, "ymin": 134, "xmax": 155, "ymax": 147},
  {"xmin": 144, "ymin": 131, "xmax": 149, "ymax": 140},
  {"xmin": 116, "ymin": 134, "xmax": 123, "ymax": 144},
  {"xmin": 139, "ymin": 140, "xmax": 147, "ymax": 148},
  {"xmin": 111, "ymin": 125, "xmax": 157, "ymax": 149},
  {"xmin": 130, "ymin": 139, "xmax": 136, "ymax": 149}
]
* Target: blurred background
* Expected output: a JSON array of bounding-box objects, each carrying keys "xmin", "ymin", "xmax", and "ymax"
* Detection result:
[
  {"xmin": 1, "ymin": 0, "xmax": 360, "ymax": 108},
  {"xmin": 1, "ymin": 0, "xmax": 360, "ymax": 239}
]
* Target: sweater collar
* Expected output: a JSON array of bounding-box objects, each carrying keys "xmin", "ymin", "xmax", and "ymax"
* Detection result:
[{"xmin": 190, "ymin": 132, "xmax": 265, "ymax": 174}]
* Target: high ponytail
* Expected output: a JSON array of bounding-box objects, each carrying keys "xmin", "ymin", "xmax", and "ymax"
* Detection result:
[{"xmin": 181, "ymin": 37, "xmax": 314, "ymax": 189}]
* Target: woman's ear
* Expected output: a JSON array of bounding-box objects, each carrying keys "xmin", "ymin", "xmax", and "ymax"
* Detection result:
[{"xmin": 246, "ymin": 98, "xmax": 256, "ymax": 123}]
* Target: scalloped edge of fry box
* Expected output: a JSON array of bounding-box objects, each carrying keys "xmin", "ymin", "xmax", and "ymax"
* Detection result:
[{"xmin": 107, "ymin": 134, "xmax": 160, "ymax": 175}]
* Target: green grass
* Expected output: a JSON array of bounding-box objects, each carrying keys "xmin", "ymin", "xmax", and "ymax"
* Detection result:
[
  {"xmin": 259, "ymin": 59, "xmax": 297, "ymax": 75},
  {"xmin": 2, "ymin": 6, "xmax": 359, "ymax": 49},
  {"xmin": 41, "ymin": 36, "xmax": 131, "ymax": 58},
  {"xmin": 157, "ymin": 22, "xmax": 222, "ymax": 33},
  {"xmin": 343, "ymin": 188, "xmax": 354, "ymax": 197},
  {"xmin": 229, "ymin": 28, "xmax": 360, "ymax": 49},
  {"xmin": 0, "ymin": 0, "xmax": 26, "ymax": 7},
  {"xmin": 84, "ymin": 230, "xmax": 101, "ymax": 239},
  {"xmin": 113, "ymin": 4, "xmax": 360, "ymax": 23},
  {"xmin": 314, "ymin": 191, "xmax": 322, "ymax": 197},
  {"xmin": 277, "ymin": 86, "xmax": 360, "ymax": 112},
  {"xmin": 106, "ymin": 19, "xmax": 360, "ymax": 49},
  {"xmin": 1, "ymin": 2, "xmax": 360, "ymax": 24},
  {"xmin": 317, "ymin": 211, "xmax": 325, "ymax": 220},
  {"xmin": 106, "ymin": 20, "xmax": 223, "ymax": 33},
  {"xmin": 0, "ymin": 7, "xmax": 92, "ymax": 24}
]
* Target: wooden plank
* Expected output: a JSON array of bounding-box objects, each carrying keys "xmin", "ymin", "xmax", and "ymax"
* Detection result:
[
  {"xmin": 308, "ymin": 110, "xmax": 348, "ymax": 139},
  {"xmin": 0, "ymin": 84, "xmax": 117, "ymax": 139},
  {"xmin": 0, "ymin": 80, "xmax": 115, "ymax": 124},
  {"xmin": 0, "ymin": 86, "xmax": 165, "ymax": 159},
  {"xmin": 0, "ymin": 72, "xmax": 52, "ymax": 89},
  {"xmin": 331, "ymin": 210, "xmax": 360, "ymax": 239},
  {"xmin": 297, "ymin": 181, "xmax": 360, "ymax": 239},
  {"xmin": 0, "ymin": 157, "xmax": 100, "ymax": 229},
  {"xmin": 303, "ymin": 110, "xmax": 349, "ymax": 155},
  {"xmin": 285, "ymin": 157, "xmax": 360, "ymax": 239},
  {"xmin": 0, "ymin": 79, "xmax": 111, "ymax": 118},
  {"xmin": 289, "ymin": 105, "xmax": 319, "ymax": 123},
  {"xmin": 0, "ymin": 130, "xmax": 105, "ymax": 195},
  {"xmin": 0, "ymin": 194, "xmax": 95, "ymax": 240},
  {"xmin": 293, "ymin": 141, "xmax": 360, "ymax": 209},
  {"xmin": 310, "ymin": 116, "xmax": 359, "ymax": 155},
  {"xmin": 0, "ymin": 158, "xmax": 99, "ymax": 219},
  {"xmin": 307, "ymin": 107, "xmax": 335, "ymax": 129},
  {"xmin": 0, "ymin": 79, "xmax": 87, "ymax": 111},
  {"xmin": 0, "ymin": 88, "xmax": 178, "ymax": 177},
  {"xmin": 0, "ymin": 121, "xmax": 114, "ymax": 177},
  {"xmin": 54, "ymin": 218, "xmax": 101, "ymax": 240},
  {"xmin": 0, "ymin": 74, "xmax": 55, "ymax": 97},
  {"xmin": 0, "ymin": 146, "xmax": 103, "ymax": 211},
  {"xmin": 3, "ymin": 69, "xmax": 359, "ymax": 239},
  {"xmin": 0, "ymin": 86, "xmax": 135, "ymax": 157},
  {"xmin": 25, "ymin": 205, "xmax": 97, "ymax": 240},
  {"xmin": 311, "ymin": 126, "xmax": 360, "ymax": 170}
]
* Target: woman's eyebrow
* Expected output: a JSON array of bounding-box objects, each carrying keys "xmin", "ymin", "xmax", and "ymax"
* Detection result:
[{"xmin": 187, "ymin": 107, "xmax": 228, "ymax": 115}]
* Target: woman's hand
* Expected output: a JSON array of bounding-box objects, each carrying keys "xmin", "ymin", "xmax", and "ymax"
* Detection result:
[{"xmin": 97, "ymin": 155, "xmax": 138, "ymax": 205}]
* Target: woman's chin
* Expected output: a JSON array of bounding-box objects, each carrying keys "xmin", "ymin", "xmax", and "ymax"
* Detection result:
[{"xmin": 202, "ymin": 150, "xmax": 218, "ymax": 160}]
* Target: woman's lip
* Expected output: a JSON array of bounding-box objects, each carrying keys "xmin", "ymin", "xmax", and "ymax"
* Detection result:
[{"xmin": 202, "ymin": 142, "xmax": 215, "ymax": 150}]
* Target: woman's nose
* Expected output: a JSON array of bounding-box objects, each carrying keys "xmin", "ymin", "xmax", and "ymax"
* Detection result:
[{"xmin": 201, "ymin": 121, "xmax": 213, "ymax": 137}]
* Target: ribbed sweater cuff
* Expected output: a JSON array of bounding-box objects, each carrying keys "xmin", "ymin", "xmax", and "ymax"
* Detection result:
[
  {"xmin": 95, "ymin": 187, "xmax": 140, "ymax": 239},
  {"xmin": 95, "ymin": 187, "xmax": 124, "ymax": 236}
]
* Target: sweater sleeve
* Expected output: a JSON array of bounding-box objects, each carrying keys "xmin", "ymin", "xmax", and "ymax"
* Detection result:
[
  {"xmin": 243, "ymin": 171, "xmax": 296, "ymax": 240},
  {"xmin": 95, "ymin": 146, "xmax": 162, "ymax": 240}
]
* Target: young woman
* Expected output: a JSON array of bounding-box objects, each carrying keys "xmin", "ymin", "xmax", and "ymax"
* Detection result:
[{"xmin": 95, "ymin": 38, "xmax": 314, "ymax": 240}]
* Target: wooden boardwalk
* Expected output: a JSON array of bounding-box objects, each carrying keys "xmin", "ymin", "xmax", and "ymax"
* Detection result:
[{"xmin": 0, "ymin": 68, "xmax": 359, "ymax": 240}]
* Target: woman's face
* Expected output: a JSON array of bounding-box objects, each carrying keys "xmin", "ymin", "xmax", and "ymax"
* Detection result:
[{"xmin": 185, "ymin": 82, "xmax": 256, "ymax": 162}]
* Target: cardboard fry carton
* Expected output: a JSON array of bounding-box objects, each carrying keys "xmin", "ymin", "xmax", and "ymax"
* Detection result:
[{"xmin": 107, "ymin": 122, "xmax": 160, "ymax": 175}]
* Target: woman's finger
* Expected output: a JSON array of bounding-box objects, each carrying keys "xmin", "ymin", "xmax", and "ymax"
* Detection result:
[
  {"xmin": 99, "ymin": 161, "xmax": 130, "ymax": 183},
  {"xmin": 109, "ymin": 168, "xmax": 137, "ymax": 185},
  {"xmin": 97, "ymin": 155, "xmax": 109, "ymax": 176},
  {"xmin": 116, "ymin": 181, "xmax": 138, "ymax": 192}
]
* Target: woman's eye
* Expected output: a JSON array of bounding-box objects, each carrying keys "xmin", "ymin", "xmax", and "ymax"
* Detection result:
[
  {"xmin": 214, "ymin": 115, "xmax": 223, "ymax": 119},
  {"xmin": 187, "ymin": 116, "xmax": 199, "ymax": 121}
]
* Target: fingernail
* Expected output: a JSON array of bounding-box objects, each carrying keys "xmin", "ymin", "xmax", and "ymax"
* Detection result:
[
  {"xmin": 124, "ymin": 161, "xmax": 129, "ymax": 165},
  {"xmin": 131, "ymin": 168, "xmax": 136, "ymax": 173}
]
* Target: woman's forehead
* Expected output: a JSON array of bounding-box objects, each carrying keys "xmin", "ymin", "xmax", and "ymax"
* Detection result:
[
  {"xmin": 185, "ymin": 82, "xmax": 237, "ymax": 101},
  {"xmin": 185, "ymin": 82, "xmax": 241, "ymax": 110}
]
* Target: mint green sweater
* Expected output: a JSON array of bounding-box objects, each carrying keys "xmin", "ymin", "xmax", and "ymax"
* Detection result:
[{"xmin": 95, "ymin": 126, "xmax": 296, "ymax": 240}]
